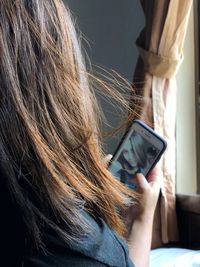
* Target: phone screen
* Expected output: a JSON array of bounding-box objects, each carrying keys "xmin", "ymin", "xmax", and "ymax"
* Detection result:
[{"xmin": 108, "ymin": 120, "xmax": 166, "ymax": 190}]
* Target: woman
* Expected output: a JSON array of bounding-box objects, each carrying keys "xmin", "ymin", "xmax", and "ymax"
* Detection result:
[{"xmin": 0, "ymin": 1, "xmax": 160, "ymax": 267}]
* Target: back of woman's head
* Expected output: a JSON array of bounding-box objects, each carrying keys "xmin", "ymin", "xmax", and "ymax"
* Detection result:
[{"xmin": 0, "ymin": 0, "xmax": 136, "ymax": 249}]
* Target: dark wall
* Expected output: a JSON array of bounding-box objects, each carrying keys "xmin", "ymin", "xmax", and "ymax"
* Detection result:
[{"xmin": 65, "ymin": 0, "xmax": 144, "ymax": 153}]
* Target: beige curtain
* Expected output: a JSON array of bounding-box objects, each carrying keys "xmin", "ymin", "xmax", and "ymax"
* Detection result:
[{"xmin": 132, "ymin": 0, "xmax": 193, "ymax": 247}]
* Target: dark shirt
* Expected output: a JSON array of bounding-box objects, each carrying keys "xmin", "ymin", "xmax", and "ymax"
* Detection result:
[
  {"xmin": 0, "ymin": 171, "xmax": 25, "ymax": 267},
  {"xmin": 0, "ymin": 166, "xmax": 134, "ymax": 267},
  {"xmin": 24, "ymin": 212, "xmax": 135, "ymax": 267}
]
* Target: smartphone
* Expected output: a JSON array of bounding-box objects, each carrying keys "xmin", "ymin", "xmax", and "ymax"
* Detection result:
[{"xmin": 108, "ymin": 119, "xmax": 167, "ymax": 190}]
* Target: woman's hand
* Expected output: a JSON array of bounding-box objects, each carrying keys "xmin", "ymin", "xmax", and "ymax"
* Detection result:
[
  {"xmin": 123, "ymin": 169, "xmax": 161, "ymax": 238},
  {"xmin": 127, "ymin": 171, "xmax": 161, "ymax": 267},
  {"xmin": 103, "ymin": 154, "xmax": 112, "ymax": 166},
  {"xmin": 135, "ymin": 171, "xmax": 161, "ymax": 220}
]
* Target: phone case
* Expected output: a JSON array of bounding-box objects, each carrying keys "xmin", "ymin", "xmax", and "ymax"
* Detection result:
[{"xmin": 108, "ymin": 119, "xmax": 167, "ymax": 180}]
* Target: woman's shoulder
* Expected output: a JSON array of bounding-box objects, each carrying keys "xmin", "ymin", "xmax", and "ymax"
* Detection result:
[{"xmin": 24, "ymin": 211, "xmax": 135, "ymax": 267}]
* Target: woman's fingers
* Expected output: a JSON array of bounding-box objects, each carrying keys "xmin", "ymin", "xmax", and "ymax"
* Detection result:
[
  {"xmin": 134, "ymin": 172, "xmax": 161, "ymax": 189},
  {"xmin": 103, "ymin": 154, "xmax": 112, "ymax": 166},
  {"xmin": 150, "ymin": 174, "xmax": 161, "ymax": 186},
  {"xmin": 134, "ymin": 172, "xmax": 161, "ymax": 195},
  {"xmin": 147, "ymin": 166, "xmax": 162, "ymax": 182},
  {"xmin": 133, "ymin": 173, "xmax": 161, "ymax": 219},
  {"xmin": 148, "ymin": 171, "xmax": 161, "ymax": 193},
  {"xmin": 134, "ymin": 173, "xmax": 149, "ymax": 190}
]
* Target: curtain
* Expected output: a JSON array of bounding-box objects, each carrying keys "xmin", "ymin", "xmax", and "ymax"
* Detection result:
[{"xmin": 132, "ymin": 0, "xmax": 193, "ymax": 247}]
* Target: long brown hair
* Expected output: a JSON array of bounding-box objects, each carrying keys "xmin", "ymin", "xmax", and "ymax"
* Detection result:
[{"xmin": 0, "ymin": 0, "xmax": 137, "ymax": 249}]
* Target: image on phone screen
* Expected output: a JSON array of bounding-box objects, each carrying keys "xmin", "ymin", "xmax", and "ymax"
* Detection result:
[{"xmin": 108, "ymin": 122, "xmax": 166, "ymax": 190}]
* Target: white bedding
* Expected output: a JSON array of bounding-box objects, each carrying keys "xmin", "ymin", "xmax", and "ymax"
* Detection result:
[{"xmin": 150, "ymin": 248, "xmax": 200, "ymax": 267}]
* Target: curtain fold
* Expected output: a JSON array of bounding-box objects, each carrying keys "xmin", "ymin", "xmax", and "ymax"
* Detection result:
[{"xmin": 132, "ymin": 0, "xmax": 193, "ymax": 246}]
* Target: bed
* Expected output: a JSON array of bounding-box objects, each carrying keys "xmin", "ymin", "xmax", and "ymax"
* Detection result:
[{"xmin": 150, "ymin": 194, "xmax": 200, "ymax": 267}]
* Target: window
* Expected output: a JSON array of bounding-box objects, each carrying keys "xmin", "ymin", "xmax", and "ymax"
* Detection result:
[{"xmin": 176, "ymin": 2, "xmax": 198, "ymax": 194}]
